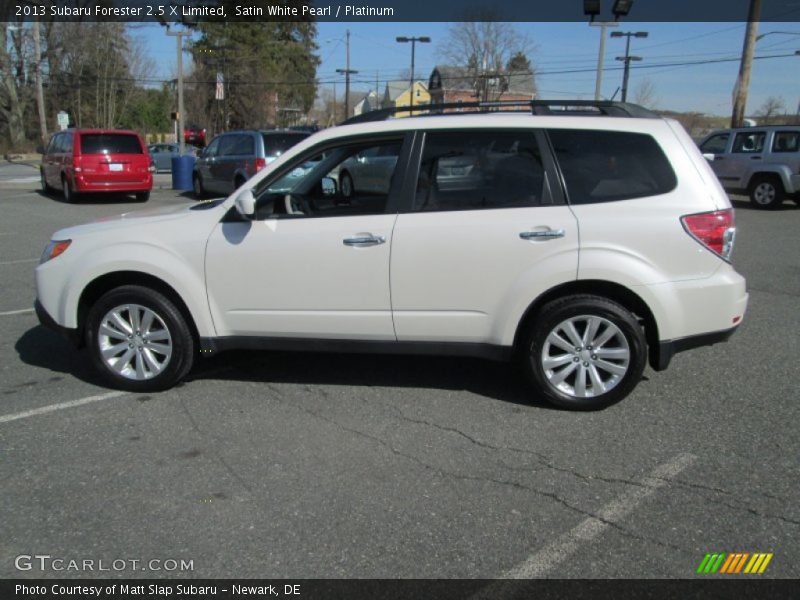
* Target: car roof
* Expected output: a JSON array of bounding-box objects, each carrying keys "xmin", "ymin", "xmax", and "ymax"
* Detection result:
[{"xmin": 61, "ymin": 128, "xmax": 142, "ymax": 136}]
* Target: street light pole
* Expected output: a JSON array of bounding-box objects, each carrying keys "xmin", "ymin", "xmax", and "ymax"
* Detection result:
[
  {"xmin": 612, "ymin": 30, "xmax": 648, "ymax": 102},
  {"xmin": 167, "ymin": 27, "xmax": 189, "ymax": 156},
  {"xmin": 396, "ymin": 36, "xmax": 430, "ymax": 115},
  {"xmin": 590, "ymin": 21, "xmax": 618, "ymax": 100}
]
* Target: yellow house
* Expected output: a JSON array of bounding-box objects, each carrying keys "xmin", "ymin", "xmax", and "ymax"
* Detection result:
[{"xmin": 382, "ymin": 80, "xmax": 430, "ymax": 117}]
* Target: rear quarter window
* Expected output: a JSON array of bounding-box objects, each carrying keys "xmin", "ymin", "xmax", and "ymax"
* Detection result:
[
  {"xmin": 80, "ymin": 134, "xmax": 143, "ymax": 155},
  {"xmin": 549, "ymin": 129, "xmax": 677, "ymax": 204}
]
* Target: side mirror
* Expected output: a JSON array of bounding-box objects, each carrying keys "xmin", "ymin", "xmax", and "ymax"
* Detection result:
[
  {"xmin": 702, "ymin": 153, "xmax": 715, "ymax": 162},
  {"xmin": 321, "ymin": 176, "xmax": 337, "ymax": 196},
  {"xmin": 234, "ymin": 188, "xmax": 256, "ymax": 219}
]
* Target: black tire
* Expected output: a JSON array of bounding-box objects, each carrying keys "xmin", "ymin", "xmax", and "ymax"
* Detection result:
[
  {"xmin": 340, "ymin": 171, "xmax": 354, "ymax": 199},
  {"xmin": 40, "ymin": 169, "xmax": 52, "ymax": 193},
  {"xmin": 520, "ymin": 294, "xmax": 647, "ymax": 411},
  {"xmin": 748, "ymin": 175, "xmax": 784, "ymax": 209},
  {"xmin": 61, "ymin": 175, "xmax": 77, "ymax": 203},
  {"xmin": 85, "ymin": 285, "xmax": 195, "ymax": 392},
  {"xmin": 192, "ymin": 173, "xmax": 206, "ymax": 199},
  {"xmin": 135, "ymin": 191, "xmax": 150, "ymax": 202}
]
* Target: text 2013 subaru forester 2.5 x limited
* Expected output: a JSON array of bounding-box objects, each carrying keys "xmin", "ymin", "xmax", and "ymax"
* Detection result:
[{"xmin": 35, "ymin": 101, "xmax": 748, "ymax": 410}]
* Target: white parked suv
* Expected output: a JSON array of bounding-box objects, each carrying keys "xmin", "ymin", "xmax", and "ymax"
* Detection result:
[{"xmin": 35, "ymin": 101, "xmax": 748, "ymax": 410}]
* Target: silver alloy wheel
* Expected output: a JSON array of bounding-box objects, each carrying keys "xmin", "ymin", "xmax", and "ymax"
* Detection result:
[
  {"xmin": 541, "ymin": 315, "xmax": 630, "ymax": 398},
  {"xmin": 753, "ymin": 182, "xmax": 776, "ymax": 205},
  {"xmin": 98, "ymin": 303, "xmax": 173, "ymax": 380}
]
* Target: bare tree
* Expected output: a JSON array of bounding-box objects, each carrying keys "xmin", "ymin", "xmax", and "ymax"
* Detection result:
[
  {"xmin": 438, "ymin": 15, "xmax": 535, "ymax": 102},
  {"xmin": 756, "ymin": 96, "xmax": 786, "ymax": 124},
  {"xmin": 633, "ymin": 77, "xmax": 658, "ymax": 109}
]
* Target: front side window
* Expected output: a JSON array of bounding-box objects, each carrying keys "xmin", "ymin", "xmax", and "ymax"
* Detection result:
[
  {"xmin": 414, "ymin": 131, "xmax": 546, "ymax": 212},
  {"xmin": 204, "ymin": 137, "xmax": 221, "ymax": 158},
  {"xmin": 700, "ymin": 133, "xmax": 729, "ymax": 154},
  {"xmin": 732, "ymin": 131, "xmax": 766, "ymax": 153},
  {"xmin": 549, "ymin": 129, "xmax": 677, "ymax": 204},
  {"xmin": 253, "ymin": 138, "xmax": 402, "ymax": 219},
  {"xmin": 772, "ymin": 131, "xmax": 800, "ymax": 153}
]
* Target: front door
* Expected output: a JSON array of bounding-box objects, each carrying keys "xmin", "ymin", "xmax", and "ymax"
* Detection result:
[{"xmin": 205, "ymin": 134, "xmax": 409, "ymax": 340}]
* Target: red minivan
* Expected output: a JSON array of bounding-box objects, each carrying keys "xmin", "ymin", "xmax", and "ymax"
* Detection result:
[{"xmin": 41, "ymin": 129, "xmax": 154, "ymax": 203}]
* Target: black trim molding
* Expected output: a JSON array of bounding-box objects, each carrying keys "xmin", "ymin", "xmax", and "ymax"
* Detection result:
[{"xmin": 652, "ymin": 326, "xmax": 738, "ymax": 371}]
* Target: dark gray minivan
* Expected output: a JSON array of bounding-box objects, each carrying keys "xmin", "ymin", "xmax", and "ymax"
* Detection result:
[{"xmin": 192, "ymin": 130, "xmax": 309, "ymax": 198}]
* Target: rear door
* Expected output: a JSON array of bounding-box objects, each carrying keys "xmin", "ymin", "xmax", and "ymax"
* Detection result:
[
  {"xmin": 196, "ymin": 137, "xmax": 221, "ymax": 192},
  {"xmin": 390, "ymin": 129, "xmax": 579, "ymax": 344},
  {"xmin": 78, "ymin": 133, "xmax": 149, "ymax": 186}
]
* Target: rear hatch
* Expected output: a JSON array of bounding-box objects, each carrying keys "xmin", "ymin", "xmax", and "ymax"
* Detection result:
[
  {"xmin": 262, "ymin": 132, "xmax": 309, "ymax": 164},
  {"xmin": 78, "ymin": 133, "xmax": 150, "ymax": 185}
]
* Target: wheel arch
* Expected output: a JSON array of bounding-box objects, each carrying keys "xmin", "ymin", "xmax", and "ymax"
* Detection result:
[
  {"xmin": 512, "ymin": 279, "xmax": 663, "ymax": 371},
  {"xmin": 77, "ymin": 271, "xmax": 200, "ymax": 350}
]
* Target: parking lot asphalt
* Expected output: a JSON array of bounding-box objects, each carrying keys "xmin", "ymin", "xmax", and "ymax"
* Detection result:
[{"xmin": 0, "ymin": 177, "xmax": 798, "ymax": 580}]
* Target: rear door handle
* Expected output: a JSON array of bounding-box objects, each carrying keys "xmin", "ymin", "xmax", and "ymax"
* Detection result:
[
  {"xmin": 520, "ymin": 229, "xmax": 565, "ymax": 241},
  {"xmin": 750, "ymin": 156, "xmax": 762, "ymax": 160},
  {"xmin": 343, "ymin": 234, "xmax": 386, "ymax": 247}
]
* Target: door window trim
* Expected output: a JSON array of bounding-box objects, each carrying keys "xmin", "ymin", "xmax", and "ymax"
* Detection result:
[
  {"xmin": 396, "ymin": 128, "xmax": 564, "ymax": 214},
  {"xmin": 234, "ymin": 132, "xmax": 416, "ymax": 222}
]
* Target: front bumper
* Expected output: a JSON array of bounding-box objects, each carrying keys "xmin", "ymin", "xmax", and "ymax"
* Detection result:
[{"xmin": 35, "ymin": 299, "xmax": 82, "ymax": 347}]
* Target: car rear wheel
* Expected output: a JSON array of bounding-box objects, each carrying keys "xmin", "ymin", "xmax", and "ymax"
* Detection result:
[
  {"xmin": 749, "ymin": 175, "xmax": 784, "ymax": 209},
  {"xmin": 135, "ymin": 191, "xmax": 150, "ymax": 202},
  {"xmin": 61, "ymin": 175, "xmax": 77, "ymax": 203},
  {"xmin": 192, "ymin": 173, "xmax": 206, "ymax": 199},
  {"xmin": 520, "ymin": 295, "xmax": 647, "ymax": 410},
  {"xmin": 85, "ymin": 285, "xmax": 195, "ymax": 392}
]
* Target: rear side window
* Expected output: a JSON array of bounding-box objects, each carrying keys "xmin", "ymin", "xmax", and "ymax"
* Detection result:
[
  {"xmin": 772, "ymin": 131, "xmax": 800, "ymax": 153},
  {"xmin": 80, "ymin": 134, "xmax": 142, "ymax": 155},
  {"xmin": 414, "ymin": 130, "xmax": 546, "ymax": 212},
  {"xmin": 220, "ymin": 134, "xmax": 254, "ymax": 156},
  {"xmin": 262, "ymin": 133, "xmax": 308, "ymax": 157},
  {"xmin": 549, "ymin": 130, "xmax": 677, "ymax": 204},
  {"xmin": 731, "ymin": 131, "xmax": 766, "ymax": 153}
]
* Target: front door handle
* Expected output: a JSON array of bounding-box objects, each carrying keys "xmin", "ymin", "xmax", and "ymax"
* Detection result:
[
  {"xmin": 520, "ymin": 229, "xmax": 565, "ymax": 241},
  {"xmin": 750, "ymin": 156, "xmax": 762, "ymax": 160},
  {"xmin": 343, "ymin": 234, "xmax": 386, "ymax": 247}
]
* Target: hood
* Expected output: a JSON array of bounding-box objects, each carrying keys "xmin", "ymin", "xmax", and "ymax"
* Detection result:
[{"xmin": 50, "ymin": 199, "xmax": 227, "ymax": 240}]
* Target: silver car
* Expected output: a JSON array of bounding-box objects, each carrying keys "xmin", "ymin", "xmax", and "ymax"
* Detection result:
[{"xmin": 699, "ymin": 126, "xmax": 800, "ymax": 209}]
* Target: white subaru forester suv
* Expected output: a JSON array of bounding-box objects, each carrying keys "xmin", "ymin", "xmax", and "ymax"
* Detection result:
[{"xmin": 35, "ymin": 101, "xmax": 748, "ymax": 410}]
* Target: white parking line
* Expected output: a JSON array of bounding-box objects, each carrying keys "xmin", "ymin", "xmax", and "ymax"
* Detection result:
[
  {"xmin": 0, "ymin": 258, "xmax": 38, "ymax": 265},
  {"xmin": 501, "ymin": 453, "xmax": 696, "ymax": 579},
  {"xmin": 0, "ymin": 308, "xmax": 35, "ymax": 316},
  {"xmin": 0, "ymin": 391, "xmax": 128, "ymax": 424}
]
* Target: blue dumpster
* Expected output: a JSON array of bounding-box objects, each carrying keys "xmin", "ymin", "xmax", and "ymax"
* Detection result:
[{"xmin": 171, "ymin": 155, "xmax": 196, "ymax": 191}]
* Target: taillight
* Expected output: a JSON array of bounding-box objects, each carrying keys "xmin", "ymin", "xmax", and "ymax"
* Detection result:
[
  {"xmin": 681, "ymin": 209, "xmax": 736, "ymax": 261},
  {"xmin": 72, "ymin": 156, "xmax": 82, "ymax": 173},
  {"xmin": 254, "ymin": 158, "xmax": 267, "ymax": 172}
]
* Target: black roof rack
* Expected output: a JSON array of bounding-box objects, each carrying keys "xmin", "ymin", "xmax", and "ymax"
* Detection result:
[{"xmin": 341, "ymin": 99, "xmax": 659, "ymax": 125}]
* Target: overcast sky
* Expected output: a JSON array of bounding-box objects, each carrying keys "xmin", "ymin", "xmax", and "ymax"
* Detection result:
[{"xmin": 138, "ymin": 21, "xmax": 800, "ymax": 116}]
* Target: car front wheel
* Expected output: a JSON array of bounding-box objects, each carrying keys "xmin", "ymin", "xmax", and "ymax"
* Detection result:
[
  {"xmin": 192, "ymin": 173, "xmax": 206, "ymax": 199},
  {"xmin": 521, "ymin": 295, "xmax": 647, "ymax": 410},
  {"xmin": 85, "ymin": 285, "xmax": 195, "ymax": 392}
]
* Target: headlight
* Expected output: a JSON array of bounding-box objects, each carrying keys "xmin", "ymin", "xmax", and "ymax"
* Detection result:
[{"xmin": 40, "ymin": 239, "xmax": 71, "ymax": 264}]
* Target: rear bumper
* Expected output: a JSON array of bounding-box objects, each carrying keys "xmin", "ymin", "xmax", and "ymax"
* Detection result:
[
  {"xmin": 74, "ymin": 175, "xmax": 152, "ymax": 193},
  {"xmin": 35, "ymin": 299, "xmax": 81, "ymax": 346},
  {"xmin": 652, "ymin": 325, "xmax": 739, "ymax": 371}
]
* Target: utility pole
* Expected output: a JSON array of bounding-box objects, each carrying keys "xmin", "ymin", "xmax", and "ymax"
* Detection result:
[
  {"xmin": 732, "ymin": 0, "xmax": 762, "ymax": 128},
  {"xmin": 336, "ymin": 30, "xmax": 358, "ymax": 120},
  {"xmin": 31, "ymin": 21, "xmax": 47, "ymax": 146},
  {"xmin": 590, "ymin": 21, "xmax": 618, "ymax": 100},
  {"xmin": 396, "ymin": 35, "xmax": 431, "ymax": 114},
  {"xmin": 612, "ymin": 30, "xmax": 648, "ymax": 102},
  {"xmin": 167, "ymin": 27, "xmax": 189, "ymax": 155}
]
